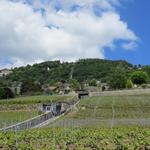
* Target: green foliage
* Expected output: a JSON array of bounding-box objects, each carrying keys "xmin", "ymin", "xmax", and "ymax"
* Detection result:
[
  {"xmin": 0, "ymin": 127, "xmax": 149, "ymax": 150},
  {"xmin": 126, "ymin": 79, "xmax": 133, "ymax": 89},
  {"xmin": 131, "ymin": 71, "xmax": 148, "ymax": 85},
  {"xmin": 0, "ymin": 87, "xmax": 14, "ymax": 99},
  {"xmin": 8, "ymin": 61, "xmax": 72, "ymax": 84},
  {"xmin": 4, "ymin": 59, "xmax": 133, "ymax": 85},
  {"xmin": 0, "ymin": 59, "xmax": 145, "ymax": 93},
  {"xmin": 0, "ymin": 95, "xmax": 150, "ymax": 149},
  {"xmin": 0, "ymin": 111, "xmax": 37, "ymax": 128},
  {"xmin": 69, "ymin": 79, "xmax": 81, "ymax": 91},
  {"xmin": 64, "ymin": 95, "xmax": 150, "ymax": 120},
  {"xmin": 142, "ymin": 66, "xmax": 150, "ymax": 80},
  {"xmin": 89, "ymin": 79, "xmax": 97, "ymax": 86},
  {"xmin": 73, "ymin": 59, "xmax": 132, "ymax": 82},
  {"xmin": 108, "ymin": 69, "xmax": 127, "ymax": 89},
  {"xmin": 0, "ymin": 88, "xmax": 5, "ymax": 99},
  {"xmin": 21, "ymin": 80, "xmax": 42, "ymax": 95},
  {"xmin": 0, "ymin": 95, "xmax": 69, "ymax": 112}
]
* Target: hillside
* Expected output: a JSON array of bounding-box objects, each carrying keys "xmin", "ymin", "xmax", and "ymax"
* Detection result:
[
  {"xmin": 1, "ymin": 59, "xmax": 133, "ymax": 84},
  {"xmin": 0, "ymin": 94, "xmax": 150, "ymax": 149}
]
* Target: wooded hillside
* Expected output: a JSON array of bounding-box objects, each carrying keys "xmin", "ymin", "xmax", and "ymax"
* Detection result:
[{"xmin": 1, "ymin": 59, "xmax": 150, "ymax": 97}]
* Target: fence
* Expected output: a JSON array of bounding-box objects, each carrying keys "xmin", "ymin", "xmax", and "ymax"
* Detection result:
[
  {"xmin": 91, "ymin": 88, "xmax": 150, "ymax": 96},
  {"xmin": 0, "ymin": 96, "xmax": 79, "ymax": 131}
]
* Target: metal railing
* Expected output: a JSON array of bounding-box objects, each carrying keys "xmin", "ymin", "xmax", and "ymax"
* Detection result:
[{"xmin": 1, "ymin": 96, "xmax": 79, "ymax": 131}]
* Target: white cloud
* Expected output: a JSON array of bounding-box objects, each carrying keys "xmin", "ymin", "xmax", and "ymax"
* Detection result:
[
  {"xmin": 0, "ymin": 0, "xmax": 137, "ymax": 68},
  {"xmin": 122, "ymin": 41, "xmax": 137, "ymax": 50}
]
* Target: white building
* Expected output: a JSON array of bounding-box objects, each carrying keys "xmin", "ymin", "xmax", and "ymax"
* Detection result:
[{"xmin": 0, "ymin": 69, "xmax": 12, "ymax": 77}]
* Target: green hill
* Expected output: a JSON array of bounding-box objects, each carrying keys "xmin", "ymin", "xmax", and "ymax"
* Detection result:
[
  {"xmin": 2, "ymin": 59, "xmax": 133, "ymax": 84},
  {"xmin": 1, "ymin": 58, "xmax": 150, "ymax": 96}
]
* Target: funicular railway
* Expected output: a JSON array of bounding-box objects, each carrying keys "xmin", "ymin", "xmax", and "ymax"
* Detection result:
[{"xmin": 0, "ymin": 96, "xmax": 80, "ymax": 131}]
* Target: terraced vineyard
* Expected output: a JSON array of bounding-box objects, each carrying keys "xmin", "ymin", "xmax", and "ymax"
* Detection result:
[
  {"xmin": 0, "ymin": 95, "xmax": 70, "ymax": 129},
  {"xmin": 0, "ymin": 94, "xmax": 150, "ymax": 149},
  {"xmin": 48, "ymin": 94, "xmax": 150, "ymax": 128},
  {"xmin": 0, "ymin": 95, "xmax": 65, "ymax": 111}
]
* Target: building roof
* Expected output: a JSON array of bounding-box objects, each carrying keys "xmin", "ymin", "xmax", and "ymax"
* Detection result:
[{"xmin": 47, "ymin": 86, "xmax": 59, "ymax": 91}]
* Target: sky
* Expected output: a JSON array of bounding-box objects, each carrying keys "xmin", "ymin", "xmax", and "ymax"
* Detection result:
[{"xmin": 0, "ymin": 0, "xmax": 149, "ymax": 68}]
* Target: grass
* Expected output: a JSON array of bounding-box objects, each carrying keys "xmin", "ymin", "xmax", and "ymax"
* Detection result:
[
  {"xmin": 72, "ymin": 95, "xmax": 150, "ymax": 119},
  {"xmin": 0, "ymin": 111, "xmax": 38, "ymax": 128},
  {"xmin": 0, "ymin": 95, "xmax": 72, "ymax": 111},
  {"xmin": 0, "ymin": 95, "xmax": 74, "ymax": 129},
  {"xmin": 0, "ymin": 94, "xmax": 150, "ymax": 149},
  {"xmin": 0, "ymin": 95, "xmax": 64, "ymax": 105},
  {"xmin": 47, "ymin": 94, "xmax": 150, "ymax": 128}
]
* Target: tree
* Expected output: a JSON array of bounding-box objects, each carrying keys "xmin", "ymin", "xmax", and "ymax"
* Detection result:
[
  {"xmin": 108, "ymin": 69, "xmax": 127, "ymax": 90},
  {"xmin": 131, "ymin": 71, "xmax": 148, "ymax": 85},
  {"xmin": 0, "ymin": 88, "xmax": 5, "ymax": 99},
  {"xmin": 69, "ymin": 79, "xmax": 80, "ymax": 91},
  {"xmin": 89, "ymin": 79, "xmax": 97, "ymax": 86},
  {"xmin": 21, "ymin": 80, "xmax": 42, "ymax": 95},
  {"xmin": 126, "ymin": 79, "xmax": 133, "ymax": 89},
  {"xmin": 0, "ymin": 87, "xmax": 14, "ymax": 99}
]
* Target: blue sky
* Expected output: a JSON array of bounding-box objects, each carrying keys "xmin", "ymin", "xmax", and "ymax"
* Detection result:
[
  {"xmin": 105, "ymin": 0, "xmax": 150, "ymax": 65},
  {"xmin": 0, "ymin": 0, "xmax": 149, "ymax": 68}
]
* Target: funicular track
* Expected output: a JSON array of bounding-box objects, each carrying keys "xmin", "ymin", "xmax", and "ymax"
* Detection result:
[{"xmin": 0, "ymin": 96, "xmax": 79, "ymax": 131}]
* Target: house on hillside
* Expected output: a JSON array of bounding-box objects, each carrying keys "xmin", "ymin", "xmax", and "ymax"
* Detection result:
[
  {"xmin": 47, "ymin": 86, "xmax": 60, "ymax": 92},
  {"xmin": 42, "ymin": 81, "xmax": 73, "ymax": 95},
  {"xmin": 42, "ymin": 85, "xmax": 60, "ymax": 94},
  {"xmin": 101, "ymin": 83, "xmax": 110, "ymax": 91},
  {"xmin": 61, "ymin": 83, "xmax": 71, "ymax": 94},
  {"xmin": 0, "ymin": 69, "xmax": 12, "ymax": 77}
]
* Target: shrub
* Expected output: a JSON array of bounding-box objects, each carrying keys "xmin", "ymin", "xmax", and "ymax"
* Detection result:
[
  {"xmin": 126, "ymin": 80, "xmax": 133, "ymax": 89},
  {"xmin": 89, "ymin": 79, "xmax": 97, "ymax": 86},
  {"xmin": 0, "ymin": 88, "xmax": 5, "ymax": 99},
  {"xmin": 0, "ymin": 87, "xmax": 14, "ymax": 99},
  {"xmin": 69, "ymin": 79, "xmax": 81, "ymax": 91}
]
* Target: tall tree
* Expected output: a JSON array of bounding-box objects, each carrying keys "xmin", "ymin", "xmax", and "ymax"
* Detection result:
[
  {"xmin": 108, "ymin": 69, "xmax": 127, "ymax": 90},
  {"xmin": 131, "ymin": 71, "xmax": 148, "ymax": 85}
]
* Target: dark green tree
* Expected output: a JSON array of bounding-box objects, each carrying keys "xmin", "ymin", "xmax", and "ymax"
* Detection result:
[
  {"xmin": 0, "ymin": 87, "xmax": 14, "ymax": 99},
  {"xmin": 131, "ymin": 71, "xmax": 148, "ymax": 85},
  {"xmin": 0, "ymin": 88, "xmax": 5, "ymax": 99},
  {"xmin": 21, "ymin": 80, "xmax": 42, "ymax": 95},
  {"xmin": 89, "ymin": 79, "xmax": 97, "ymax": 86},
  {"xmin": 108, "ymin": 69, "xmax": 127, "ymax": 90},
  {"xmin": 69, "ymin": 79, "xmax": 80, "ymax": 91}
]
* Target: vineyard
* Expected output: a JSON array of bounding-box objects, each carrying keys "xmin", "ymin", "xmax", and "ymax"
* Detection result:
[
  {"xmin": 48, "ymin": 94, "xmax": 150, "ymax": 128},
  {"xmin": 0, "ymin": 127, "xmax": 150, "ymax": 149},
  {"xmin": 0, "ymin": 95, "xmax": 66, "ymax": 111},
  {"xmin": 0, "ymin": 111, "xmax": 37, "ymax": 128},
  {"xmin": 0, "ymin": 94, "xmax": 150, "ymax": 149},
  {"xmin": 0, "ymin": 95, "xmax": 70, "ymax": 129}
]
